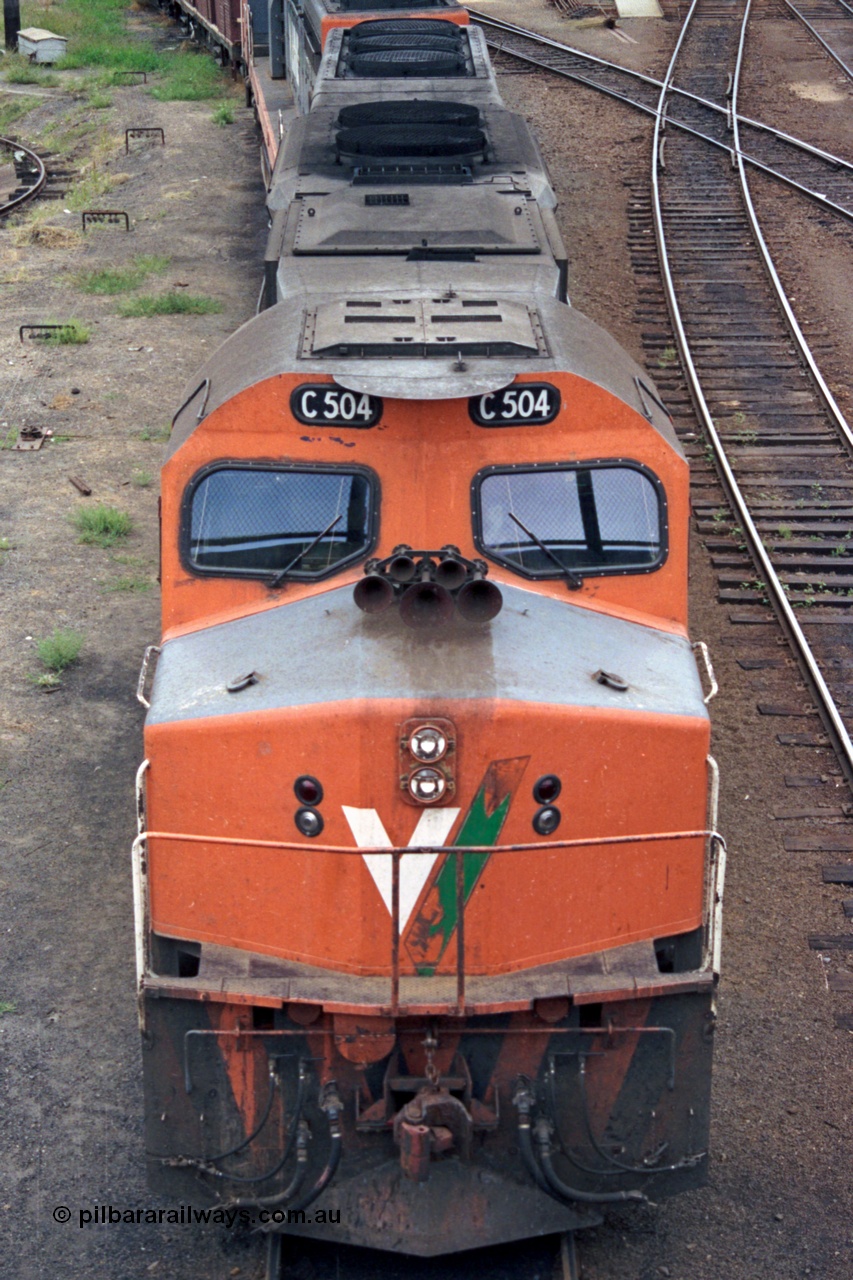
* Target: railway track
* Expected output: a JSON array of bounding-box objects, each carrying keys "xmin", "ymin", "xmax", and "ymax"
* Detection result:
[
  {"xmin": 648, "ymin": 0, "xmax": 853, "ymax": 786},
  {"xmin": 470, "ymin": 9, "xmax": 853, "ymax": 220},
  {"xmin": 473, "ymin": 4, "xmax": 853, "ymax": 783},
  {"xmin": 0, "ymin": 136, "xmax": 46, "ymax": 215},
  {"xmin": 781, "ymin": 0, "xmax": 853, "ymax": 81}
]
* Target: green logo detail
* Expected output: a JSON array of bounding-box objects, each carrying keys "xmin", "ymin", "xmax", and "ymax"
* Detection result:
[{"xmin": 403, "ymin": 757, "xmax": 529, "ymax": 973}]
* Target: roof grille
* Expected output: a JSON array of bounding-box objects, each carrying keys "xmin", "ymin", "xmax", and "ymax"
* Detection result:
[
  {"xmin": 302, "ymin": 297, "xmax": 548, "ymax": 359},
  {"xmin": 364, "ymin": 193, "xmax": 411, "ymax": 207},
  {"xmin": 352, "ymin": 163, "xmax": 471, "ymax": 185}
]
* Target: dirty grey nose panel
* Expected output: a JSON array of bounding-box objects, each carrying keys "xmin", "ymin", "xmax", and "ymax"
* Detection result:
[{"xmin": 146, "ymin": 585, "xmax": 707, "ymax": 725}]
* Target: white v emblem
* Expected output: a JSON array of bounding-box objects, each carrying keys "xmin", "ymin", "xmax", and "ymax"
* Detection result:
[{"xmin": 342, "ymin": 806, "xmax": 461, "ymax": 933}]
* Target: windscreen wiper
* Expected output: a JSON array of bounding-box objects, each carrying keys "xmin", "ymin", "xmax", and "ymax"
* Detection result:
[
  {"xmin": 507, "ymin": 511, "xmax": 583, "ymax": 591},
  {"xmin": 268, "ymin": 515, "xmax": 342, "ymax": 589}
]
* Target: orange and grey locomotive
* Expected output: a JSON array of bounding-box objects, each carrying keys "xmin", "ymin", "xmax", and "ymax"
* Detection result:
[{"xmin": 134, "ymin": 1, "xmax": 724, "ymax": 1258}]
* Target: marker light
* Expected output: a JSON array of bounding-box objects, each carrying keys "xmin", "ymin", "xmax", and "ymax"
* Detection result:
[
  {"xmin": 409, "ymin": 725, "xmax": 448, "ymax": 763},
  {"xmin": 295, "ymin": 807, "xmax": 324, "ymax": 837},
  {"xmin": 294, "ymin": 775, "xmax": 324, "ymax": 806},
  {"xmin": 533, "ymin": 806, "xmax": 561, "ymax": 836},
  {"xmin": 533, "ymin": 775, "xmax": 561, "ymax": 805},
  {"xmin": 408, "ymin": 768, "xmax": 447, "ymax": 805}
]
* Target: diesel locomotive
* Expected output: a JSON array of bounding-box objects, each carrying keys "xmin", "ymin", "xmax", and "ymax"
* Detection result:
[{"xmin": 134, "ymin": 0, "xmax": 725, "ymax": 1260}]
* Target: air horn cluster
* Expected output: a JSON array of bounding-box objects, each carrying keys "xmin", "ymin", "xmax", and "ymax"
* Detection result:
[{"xmin": 354, "ymin": 545, "xmax": 503, "ymax": 628}]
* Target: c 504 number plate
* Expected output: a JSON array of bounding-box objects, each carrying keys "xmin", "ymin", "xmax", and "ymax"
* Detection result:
[
  {"xmin": 291, "ymin": 384, "xmax": 383, "ymax": 427},
  {"xmin": 469, "ymin": 383, "xmax": 560, "ymax": 427}
]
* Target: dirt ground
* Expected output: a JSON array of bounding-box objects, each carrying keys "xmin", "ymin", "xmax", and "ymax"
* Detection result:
[{"xmin": 1, "ymin": 3, "xmax": 852, "ymax": 1279}]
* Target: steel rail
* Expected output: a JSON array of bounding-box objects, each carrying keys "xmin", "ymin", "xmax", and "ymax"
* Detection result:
[
  {"xmin": 0, "ymin": 136, "xmax": 46, "ymax": 216},
  {"xmin": 470, "ymin": 7, "xmax": 853, "ymax": 173},
  {"xmin": 780, "ymin": 0, "xmax": 853, "ymax": 81},
  {"xmin": 471, "ymin": 12, "xmax": 853, "ymax": 220},
  {"xmin": 651, "ymin": 0, "xmax": 853, "ymax": 786},
  {"xmin": 732, "ymin": 9, "xmax": 853, "ymax": 450}
]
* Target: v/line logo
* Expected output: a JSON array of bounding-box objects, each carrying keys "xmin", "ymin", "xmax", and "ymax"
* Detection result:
[{"xmin": 342, "ymin": 757, "xmax": 530, "ymax": 967}]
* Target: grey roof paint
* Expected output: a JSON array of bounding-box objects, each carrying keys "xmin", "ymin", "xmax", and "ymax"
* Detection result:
[
  {"xmin": 146, "ymin": 583, "xmax": 707, "ymax": 726},
  {"xmin": 165, "ymin": 296, "xmax": 679, "ymax": 459}
]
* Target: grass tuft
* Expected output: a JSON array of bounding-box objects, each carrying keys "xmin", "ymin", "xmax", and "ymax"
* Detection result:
[
  {"xmin": 72, "ymin": 503, "xmax": 132, "ymax": 547},
  {"xmin": 212, "ymin": 102, "xmax": 234, "ymax": 126},
  {"xmin": 74, "ymin": 255, "xmax": 169, "ymax": 295},
  {"xmin": 0, "ymin": 1000, "xmax": 16, "ymax": 1017},
  {"xmin": 49, "ymin": 321, "xmax": 91, "ymax": 345},
  {"xmin": 131, "ymin": 468, "xmax": 153, "ymax": 488},
  {"xmin": 139, "ymin": 425, "xmax": 171, "ymax": 443},
  {"xmin": 3, "ymin": 55, "xmax": 60, "ymax": 87},
  {"xmin": 104, "ymin": 575, "xmax": 152, "ymax": 593},
  {"xmin": 151, "ymin": 52, "xmax": 232, "ymax": 102},
  {"xmin": 118, "ymin": 293, "xmax": 222, "ymax": 317},
  {"xmin": 36, "ymin": 628, "xmax": 84, "ymax": 673}
]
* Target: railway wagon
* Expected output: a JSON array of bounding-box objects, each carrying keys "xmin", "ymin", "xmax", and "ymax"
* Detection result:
[
  {"xmin": 160, "ymin": 0, "xmax": 245, "ymax": 63},
  {"xmin": 134, "ymin": 3, "xmax": 725, "ymax": 1261}
]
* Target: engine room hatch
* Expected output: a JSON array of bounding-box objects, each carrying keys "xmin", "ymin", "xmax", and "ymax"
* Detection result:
[{"xmin": 292, "ymin": 188, "xmax": 540, "ymax": 255}]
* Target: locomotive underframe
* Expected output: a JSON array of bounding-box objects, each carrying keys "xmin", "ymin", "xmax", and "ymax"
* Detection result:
[{"xmin": 141, "ymin": 973, "xmax": 715, "ymax": 1254}]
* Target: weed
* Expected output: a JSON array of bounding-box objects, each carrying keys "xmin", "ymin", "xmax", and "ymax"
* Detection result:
[
  {"xmin": 212, "ymin": 102, "xmax": 234, "ymax": 126},
  {"xmin": 3, "ymin": 55, "xmax": 59, "ymax": 87},
  {"xmin": 0, "ymin": 1000, "xmax": 16, "ymax": 1017},
  {"xmin": 48, "ymin": 321, "xmax": 90, "ymax": 345},
  {"xmin": 832, "ymin": 543, "xmax": 848, "ymax": 557},
  {"xmin": 75, "ymin": 255, "xmax": 169, "ymax": 295},
  {"xmin": 36, "ymin": 628, "xmax": 84, "ymax": 673},
  {"xmin": 733, "ymin": 428, "xmax": 757, "ymax": 446},
  {"xmin": 139, "ymin": 425, "xmax": 171, "ymax": 442},
  {"xmin": 657, "ymin": 345, "xmax": 677, "ymax": 368},
  {"xmin": 0, "ymin": 536, "xmax": 10, "ymax": 564},
  {"xmin": 118, "ymin": 293, "xmax": 222, "ymax": 317},
  {"xmin": 778, "ymin": 524, "xmax": 793, "ymax": 540},
  {"xmin": 151, "ymin": 52, "xmax": 233, "ymax": 102},
  {"xmin": 72, "ymin": 504, "xmax": 132, "ymax": 547},
  {"xmin": 131, "ymin": 468, "xmax": 153, "ymax": 488},
  {"xmin": 104, "ymin": 575, "xmax": 152, "ymax": 593},
  {"xmin": 732, "ymin": 411, "xmax": 746, "ymax": 427},
  {"xmin": 32, "ymin": 671, "xmax": 62, "ymax": 690},
  {"xmin": 0, "ymin": 96, "xmax": 39, "ymax": 130},
  {"xmin": 0, "ymin": 427, "xmax": 17, "ymax": 450},
  {"xmin": 64, "ymin": 167, "xmax": 115, "ymax": 212},
  {"xmin": 88, "ymin": 90, "xmax": 113, "ymax": 109},
  {"xmin": 711, "ymin": 508, "xmax": 727, "ymax": 525}
]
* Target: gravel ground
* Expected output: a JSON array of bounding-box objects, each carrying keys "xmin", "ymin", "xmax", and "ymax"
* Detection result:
[{"xmin": 1, "ymin": 3, "xmax": 851, "ymax": 1279}]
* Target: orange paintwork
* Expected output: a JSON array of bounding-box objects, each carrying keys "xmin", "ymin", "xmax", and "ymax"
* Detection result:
[
  {"xmin": 320, "ymin": 10, "xmax": 469, "ymax": 47},
  {"xmin": 147, "ymin": 368, "xmax": 706, "ymax": 990},
  {"xmin": 145, "ymin": 698, "xmax": 709, "ymax": 975},
  {"xmin": 159, "ymin": 372, "xmax": 690, "ymax": 638}
]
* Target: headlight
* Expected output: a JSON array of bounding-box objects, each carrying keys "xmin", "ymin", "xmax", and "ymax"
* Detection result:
[
  {"xmin": 409, "ymin": 725, "xmax": 448, "ymax": 763},
  {"xmin": 408, "ymin": 768, "xmax": 447, "ymax": 805}
]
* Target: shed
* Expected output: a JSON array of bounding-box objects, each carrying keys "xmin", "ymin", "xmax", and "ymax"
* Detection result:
[{"xmin": 17, "ymin": 28, "xmax": 68, "ymax": 64}]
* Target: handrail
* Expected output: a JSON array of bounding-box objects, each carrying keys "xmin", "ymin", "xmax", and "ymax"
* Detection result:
[{"xmin": 133, "ymin": 824, "xmax": 723, "ymax": 1017}]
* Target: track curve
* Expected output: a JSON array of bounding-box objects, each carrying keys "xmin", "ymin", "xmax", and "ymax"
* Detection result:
[
  {"xmin": 0, "ymin": 136, "xmax": 47, "ymax": 216},
  {"xmin": 469, "ymin": 8, "xmax": 853, "ymax": 220}
]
